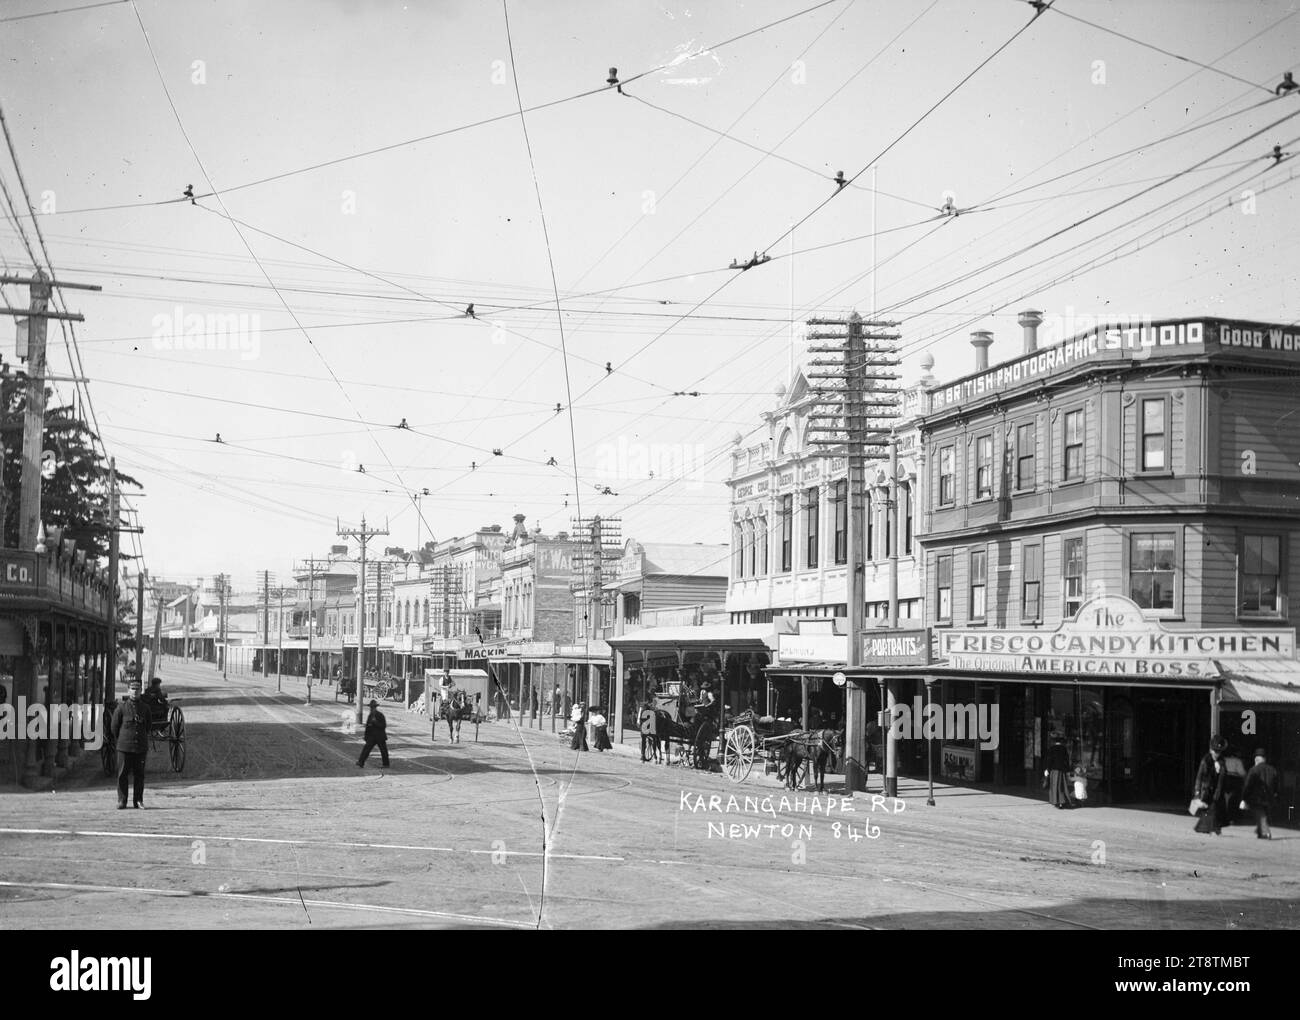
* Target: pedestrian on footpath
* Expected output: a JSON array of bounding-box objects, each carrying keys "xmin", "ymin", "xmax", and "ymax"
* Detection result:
[
  {"xmin": 1193, "ymin": 736, "xmax": 1229, "ymax": 834},
  {"xmin": 640, "ymin": 700, "xmax": 661, "ymax": 763},
  {"xmin": 569, "ymin": 701, "xmax": 588, "ymax": 751},
  {"xmin": 112, "ymin": 676, "xmax": 151, "ymax": 809},
  {"xmin": 1044, "ymin": 733, "xmax": 1072, "ymax": 809},
  {"xmin": 592, "ymin": 707, "xmax": 612, "ymax": 751},
  {"xmin": 357, "ymin": 700, "xmax": 390, "ymax": 768},
  {"xmin": 1240, "ymin": 748, "xmax": 1279, "ymax": 840}
]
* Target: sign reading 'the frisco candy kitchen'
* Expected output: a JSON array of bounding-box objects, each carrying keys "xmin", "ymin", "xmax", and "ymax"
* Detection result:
[{"xmin": 939, "ymin": 596, "xmax": 1294, "ymax": 677}]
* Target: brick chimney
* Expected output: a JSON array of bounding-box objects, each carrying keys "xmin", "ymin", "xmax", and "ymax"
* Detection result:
[
  {"xmin": 1018, "ymin": 309, "xmax": 1043, "ymax": 354},
  {"xmin": 970, "ymin": 331, "xmax": 994, "ymax": 372}
]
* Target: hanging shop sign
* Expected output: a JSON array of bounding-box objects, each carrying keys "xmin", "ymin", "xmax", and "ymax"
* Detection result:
[
  {"xmin": 776, "ymin": 631, "xmax": 847, "ymax": 664},
  {"xmin": 938, "ymin": 595, "xmax": 1295, "ymax": 678},
  {"xmin": 861, "ymin": 628, "xmax": 931, "ymax": 667}
]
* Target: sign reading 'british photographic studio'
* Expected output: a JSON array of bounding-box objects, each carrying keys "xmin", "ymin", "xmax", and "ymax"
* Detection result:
[{"xmin": 939, "ymin": 595, "xmax": 1294, "ymax": 677}]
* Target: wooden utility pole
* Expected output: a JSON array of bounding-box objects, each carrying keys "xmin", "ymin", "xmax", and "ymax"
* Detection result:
[
  {"xmin": 105, "ymin": 459, "xmax": 120, "ymax": 702},
  {"xmin": 295, "ymin": 558, "xmax": 326, "ymax": 703},
  {"xmin": 146, "ymin": 596, "xmax": 163, "ymax": 682},
  {"xmin": 2, "ymin": 270, "xmax": 100, "ymax": 786},
  {"xmin": 261, "ymin": 569, "xmax": 271, "ymax": 675},
  {"xmin": 339, "ymin": 517, "xmax": 388, "ymax": 723},
  {"xmin": 806, "ymin": 311, "xmax": 900, "ymax": 794},
  {"xmin": 135, "ymin": 571, "xmax": 145, "ymax": 677}
]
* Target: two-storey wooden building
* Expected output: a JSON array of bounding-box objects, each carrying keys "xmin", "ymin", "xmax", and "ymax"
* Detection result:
[{"xmin": 910, "ymin": 313, "xmax": 1300, "ymax": 806}]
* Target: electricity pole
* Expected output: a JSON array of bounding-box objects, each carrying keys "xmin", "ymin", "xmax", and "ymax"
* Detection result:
[
  {"xmin": 339, "ymin": 516, "xmax": 388, "ymax": 723},
  {"xmin": 295, "ymin": 557, "xmax": 326, "ymax": 704},
  {"xmin": 805, "ymin": 311, "xmax": 900, "ymax": 794},
  {"xmin": 3, "ymin": 270, "xmax": 99, "ymax": 786}
]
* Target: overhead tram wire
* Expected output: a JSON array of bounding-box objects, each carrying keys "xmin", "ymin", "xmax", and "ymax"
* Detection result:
[
  {"xmin": 898, "ymin": 160, "xmax": 1300, "ymax": 362},
  {"xmin": 564, "ymin": 0, "xmax": 940, "ymax": 346},
  {"xmin": 129, "ymin": 3, "xmax": 438, "ymax": 537},
  {"xmin": 1045, "ymin": 2, "xmax": 1279, "ymax": 96},
  {"xmin": 0, "ymin": 0, "xmax": 130, "ymax": 21},
  {"xmin": 760, "ymin": 1, "xmax": 1055, "ymax": 255},
  {"xmin": 876, "ymin": 107, "xmax": 1300, "ymax": 319},
  {"xmin": 31, "ymin": 0, "xmax": 844, "ymax": 219},
  {"xmin": 896, "ymin": 146, "xmax": 1295, "ymax": 332}
]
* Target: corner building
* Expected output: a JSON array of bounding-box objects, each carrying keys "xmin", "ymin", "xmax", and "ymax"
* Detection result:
[{"xmin": 914, "ymin": 314, "xmax": 1300, "ymax": 808}]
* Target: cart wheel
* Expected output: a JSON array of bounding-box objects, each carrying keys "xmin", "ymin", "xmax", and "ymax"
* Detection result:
[
  {"xmin": 724, "ymin": 724, "xmax": 756, "ymax": 783},
  {"xmin": 168, "ymin": 706, "xmax": 186, "ymax": 772},
  {"xmin": 101, "ymin": 735, "xmax": 115, "ymax": 776}
]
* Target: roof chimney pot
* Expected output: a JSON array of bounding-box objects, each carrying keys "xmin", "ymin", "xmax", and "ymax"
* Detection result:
[
  {"xmin": 970, "ymin": 331, "xmax": 994, "ymax": 372},
  {"xmin": 1018, "ymin": 309, "xmax": 1044, "ymax": 354}
]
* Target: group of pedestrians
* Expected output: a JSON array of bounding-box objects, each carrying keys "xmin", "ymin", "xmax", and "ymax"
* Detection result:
[
  {"xmin": 565, "ymin": 702, "xmax": 613, "ymax": 752},
  {"xmin": 1194, "ymin": 736, "xmax": 1279, "ymax": 839}
]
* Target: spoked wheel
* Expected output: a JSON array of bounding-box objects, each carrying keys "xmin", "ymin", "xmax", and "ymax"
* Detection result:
[
  {"xmin": 723, "ymin": 724, "xmax": 756, "ymax": 783},
  {"xmin": 101, "ymin": 734, "xmax": 116, "ymax": 776},
  {"xmin": 168, "ymin": 706, "xmax": 186, "ymax": 772}
]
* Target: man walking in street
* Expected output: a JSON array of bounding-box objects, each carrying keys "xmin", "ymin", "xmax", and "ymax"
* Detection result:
[
  {"xmin": 357, "ymin": 699, "xmax": 390, "ymax": 768},
  {"xmin": 1240, "ymin": 747, "xmax": 1280, "ymax": 839},
  {"xmin": 112, "ymin": 675, "xmax": 151, "ymax": 809}
]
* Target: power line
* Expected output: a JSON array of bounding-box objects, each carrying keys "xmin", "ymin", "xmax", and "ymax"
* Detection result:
[
  {"xmin": 0, "ymin": 0, "xmax": 128, "ymax": 23},
  {"xmin": 1046, "ymin": 2, "xmax": 1278, "ymax": 95}
]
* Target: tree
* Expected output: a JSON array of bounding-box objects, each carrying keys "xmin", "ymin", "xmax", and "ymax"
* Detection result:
[{"xmin": 1, "ymin": 365, "xmax": 140, "ymax": 561}]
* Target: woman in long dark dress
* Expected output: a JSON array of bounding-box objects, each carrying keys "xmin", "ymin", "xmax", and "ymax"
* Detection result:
[
  {"xmin": 1045, "ymin": 735, "xmax": 1072, "ymax": 808},
  {"xmin": 1194, "ymin": 736, "xmax": 1228, "ymax": 834},
  {"xmin": 592, "ymin": 707, "xmax": 613, "ymax": 751},
  {"xmin": 569, "ymin": 702, "xmax": 588, "ymax": 751}
]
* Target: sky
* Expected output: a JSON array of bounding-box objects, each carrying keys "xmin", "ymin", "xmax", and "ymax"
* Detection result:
[{"xmin": 2, "ymin": 0, "xmax": 1297, "ymax": 591}]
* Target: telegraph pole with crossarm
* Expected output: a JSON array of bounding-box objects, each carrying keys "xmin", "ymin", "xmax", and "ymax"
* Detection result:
[{"xmin": 338, "ymin": 517, "xmax": 389, "ymax": 723}]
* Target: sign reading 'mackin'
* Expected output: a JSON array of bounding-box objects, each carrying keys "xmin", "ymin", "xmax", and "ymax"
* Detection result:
[{"xmin": 939, "ymin": 595, "xmax": 1294, "ymax": 678}]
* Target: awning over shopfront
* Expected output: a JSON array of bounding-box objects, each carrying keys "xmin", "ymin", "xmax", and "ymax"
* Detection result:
[
  {"xmin": 607, "ymin": 621, "xmax": 782, "ymax": 652},
  {"xmin": 1216, "ymin": 658, "xmax": 1300, "ymax": 707}
]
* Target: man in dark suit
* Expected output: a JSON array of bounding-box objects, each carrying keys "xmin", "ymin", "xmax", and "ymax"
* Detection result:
[
  {"xmin": 112, "ymin": 677, "xmax": 151, "ymax": 809},
  {"xmin": 357, "ymin": 700, "xmax": 389, "ymax": 768},
  {"xmin": 1240, "ymin": 748, "xmax": 1280, "ymax": 840}
]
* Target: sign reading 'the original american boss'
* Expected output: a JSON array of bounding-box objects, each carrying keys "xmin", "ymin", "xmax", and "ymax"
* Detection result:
[{"xmin": 939, "ymin": 596, "xmax": 1294, "ymax": 677}]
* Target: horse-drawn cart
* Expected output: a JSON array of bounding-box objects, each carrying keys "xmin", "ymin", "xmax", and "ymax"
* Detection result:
[{"xmin": 719, "ymin": 712, "xmax": 842, "ymax": 790}]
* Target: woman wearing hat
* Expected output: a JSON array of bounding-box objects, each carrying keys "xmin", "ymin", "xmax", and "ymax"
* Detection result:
[
  {"xmin": 1193, "ymin": 736, "xmax": 1229, "ymax": 834},
  {"xmin": 1044, "ymin": 733, "xmax": 1072, "ymax": 809}
]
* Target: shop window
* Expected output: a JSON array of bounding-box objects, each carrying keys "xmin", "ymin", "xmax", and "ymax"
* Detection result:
[
  {"xmin": 1063, "ymin": 409, "xmax": 1084, "ymax": 481},
  {"xmin": 1062, "ymin": 535, "xmax": 1086, "ymax": 618},
  {"xmin": 1016, "ymin": 422, "xmax": 1036, "ymax": 491},
  {"xmin": 1140, "ymin": 397, "xmax": 1168, "ymax": 472},
  {"xmin": 1128, "ymin": 531, "xmax": 1177, "ymax": 611},
  {"xmin": 903, "ymin": 483, "xmax": 913, "ymax": 555},
  {"xmin": 833, "ymin": 480, "xmax": 847, "ymax": 565},
  {"xmin": 1022, "ymin": 542, "xmax": 1042, "ymax": 622},
  {"xmin": 937, "ymin": 553, "xmax": 953, "ymax": 623},
  {"xmin": 866, "ymin": 490, "xmax": 874, "ymax": 561},
  {"xmin": 969, "ymin": 547, "xmax": 987, "ymax": 622},
  {"xmin": 975, "ymin": 434, "xmax": 994, "ymax": 499},
  {"xmin": 780, "ymin": 495, "xmax": 793, "ymax": 573},
  {"xmin": 1239, "ymin": 533, "xmax": 1283, "ymax": 616},
  {"xmin": 805, "ymin": 487, "xmax": 819, "ymax": 569},
  {"xmin": 938, "ymin": 447, "xmax": 955, "ymax": 506}
]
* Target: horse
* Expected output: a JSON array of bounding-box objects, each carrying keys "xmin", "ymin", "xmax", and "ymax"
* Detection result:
[
  {"xmin": 655, "ymin": 701, "xmax": 717, "ymax": 770},
  {"xmin": 781, "ymin": 729, "xmax": 844, "ymax": 792},
  {"xmin": 441, "ymin": 689, "xmax": 467, "ymax": 743}
]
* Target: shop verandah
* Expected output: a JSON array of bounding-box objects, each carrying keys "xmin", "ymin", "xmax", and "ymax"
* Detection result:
[{"xmin": 778, "ymin": 663, "xmax": 1220, "ymax": 805}]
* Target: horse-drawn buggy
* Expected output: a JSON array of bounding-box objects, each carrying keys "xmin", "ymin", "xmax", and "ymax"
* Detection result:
[
  {"xmin": 718, "ymin": 711, "xmax": 843, "ymax": 791},
  {"xmin": 647, "ymin": 684, "xmax": 719, "ymax": 769},
  {"xmin": 100, "ymin": 693, "xmax": 186, "ymax": 775}
]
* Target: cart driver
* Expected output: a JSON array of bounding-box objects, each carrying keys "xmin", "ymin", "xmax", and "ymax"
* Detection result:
[{"xmin": 142, "ymin": 676, "xmax": 168, "ymax": 718}]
